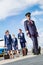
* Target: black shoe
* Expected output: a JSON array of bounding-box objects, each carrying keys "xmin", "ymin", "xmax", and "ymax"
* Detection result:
[{"xmin": 38, "ymin": 46, "xmax": 41, "ymax": 54}]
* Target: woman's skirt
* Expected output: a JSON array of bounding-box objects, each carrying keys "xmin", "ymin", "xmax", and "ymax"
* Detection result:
[
  {"xmin": 7, "ymin": 44, "xmax": 12, "ymax": 51},
  {"xmin": 20, "ymin": 42, "xmax": 26, "ymax": 48}
]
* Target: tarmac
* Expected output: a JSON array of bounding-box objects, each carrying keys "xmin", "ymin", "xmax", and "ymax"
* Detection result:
[
  {"xmin": 4, "ymin": 55, "xmax": 43, "ymax": 65},
  {"xmin": 0, "ymin": 49, "xmax": 43, "ymax": 65}
]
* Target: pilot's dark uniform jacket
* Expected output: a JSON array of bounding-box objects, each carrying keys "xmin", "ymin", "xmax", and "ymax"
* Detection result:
[
  {"xmin": 18, "ymin": 33, "xmax": 26, "ymax": 48},
  {"xmin": 12, "ymin": 38, "xmax": 18, "ymax": 50},
  {"xmin": 4, "ymin": 34, "xmax": 12, "ymax": 51},
  {"xmin": 24, "ymin": 20, "xmax": 39, "ymax": 54}
]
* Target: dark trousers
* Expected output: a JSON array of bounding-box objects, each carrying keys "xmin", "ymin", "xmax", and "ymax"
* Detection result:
[{"xmin": 31, "ymin": 36, "xmax": 38, "ymax": 53}]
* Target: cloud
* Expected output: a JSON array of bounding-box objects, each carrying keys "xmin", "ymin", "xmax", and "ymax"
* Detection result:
[
  {"xmin": 0, "ymin": 0, "xmax": 21, "ymax": 19},
  {"xmin": 0, "ymin": 0, "xmax": 42, "ymax": 19},
  {"xmin": 38, "ymin": 0, "xmax": 43, "ymax": 9},
  {"xmin": 40, "ymin": 5, "xmax": 43, "ymax": 9},
  {"xmin": 32, "ymin": 10, "xmax": 43, "ymax": 16},
  {"xmin": 39, "ymin": 0, "xmax": 43, "ymax": 6}
]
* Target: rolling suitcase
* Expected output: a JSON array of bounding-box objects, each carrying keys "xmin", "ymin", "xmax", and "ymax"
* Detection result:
[
  {"xmin": 22, "ymin": 48, "xmax": 28, "ymax": 56},
  {"xmin": 4, "ymin": 54, "xmax": 10, "ymax": 59},
  {"xmin": 25, "ymin": 48, "xmax": 28, "ymax": 55}
]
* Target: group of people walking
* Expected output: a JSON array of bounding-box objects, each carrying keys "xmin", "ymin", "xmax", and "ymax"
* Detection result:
[
  {"xmin": 4, "ymin": 12, "xmax": 41, "ymax": 59},
  {"xmin": 4, "ymin": 29, "xmax": 27, "ymax": 58}
]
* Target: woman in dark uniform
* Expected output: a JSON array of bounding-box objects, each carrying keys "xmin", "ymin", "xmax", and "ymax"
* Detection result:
[
  {"xmin": 4, "ymin": 30, "xmax": 12, "ymax": 56},
  {"xmin": 12, "ymin": 34, "xmax": 19, "ymax": 56},
  {"xmin": 18, "ymin": 29, "xmax": 27, "ymax": 56}
]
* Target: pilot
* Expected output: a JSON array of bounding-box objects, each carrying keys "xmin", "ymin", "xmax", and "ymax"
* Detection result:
[{"xmin": 24, "ymin": 12, "xmax": 40, "ymax": 55}]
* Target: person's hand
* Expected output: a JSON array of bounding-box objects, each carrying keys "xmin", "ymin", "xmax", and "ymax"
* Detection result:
[
  {"xmin": 26, "ymin": 30, "xmax": 28, "ymax": 35},
  {"xmin": 27, "ymin": 34, "xmax": 31, "ymax": 37},
  {"xmin": 4, "ymin": 45, "xmax": 6, "ymax": 47},
  {"xmin": 36, "ymin": 32, "xmax": 39, "ymax": 37},
  {"xmin": 16, "ymin": 45, "xmax": 18, "ymax": 47},
  {"xmin": 4, "ymin": 45, "xmax": 7, "ymax": 49},
  {"xmin": 26, "ymin": 30, "xmax": 28, "ymax": 33},
  {"xmin": 4, "ymin": 45, "xmax": 7, "ymax": 48},
  {"xmin": 28, "ymin": 34, "xmax": 30, "ymax": 37},
  {"xmin": 26, "ymin": 30, "xmax": 31, "ymax": 37}
]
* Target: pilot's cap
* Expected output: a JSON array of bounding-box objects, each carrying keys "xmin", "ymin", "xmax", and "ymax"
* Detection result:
[{"xmin": 25, "ymin": 12, "xmax": 31, "ymax": 17}]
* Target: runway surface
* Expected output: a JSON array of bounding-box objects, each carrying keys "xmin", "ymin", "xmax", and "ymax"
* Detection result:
[
  {"xmin": 0, "ymin": 49, "xmax": 43, "ymax": 65},
  {"xmin": 4, "ymin": 55, "xmax": 43, "ymax": 65},
  {"xmin": 0, "ymin": 54, "xmax": 43, "ymax": 65}
]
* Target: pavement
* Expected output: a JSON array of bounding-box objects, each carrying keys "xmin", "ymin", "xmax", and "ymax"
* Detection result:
[
  {"xmin": 0, "ymin": 54, "xmax": 43, "ymax": 65},
  {"xmin": 0, "ymin": 49, "xmax": 43, "ymax": 65}
]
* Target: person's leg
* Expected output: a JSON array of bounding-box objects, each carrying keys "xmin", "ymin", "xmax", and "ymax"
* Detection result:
[
  {"xmin": 16, "ymin": 46, "xmax": 19, "ymax": 56},
  {"xmin": 22, "ymin": 47, "xmax": 27, "ymax": 56},
  {"xmin": 9, "ymin": 50, "xmax": 14, "ymax": 59},
  {"xmin": 31, "ymin": 36, "xmax": 38, "ymax": 54},
  {"xmin": 7, "ymin": 51, "xmax": 10, "ymax": 55},
  {"xmin": 16, "ymin": 50, "xmax": 19, "ymax": 57},
  {"xmin": 35, "ymin": 37, "xmax": 38, "ymax": 50},
  {"xmin": 20, "ymin": 43, "xmax": 26, "ymax": 56},
  {"xmin": 7, "ymin": 45, "xmax": 11, "ymax": 55},
  {"xmin": 8, "ymin": 45, "xmax": 14, "ymax": 58},
  {"xmin": 14, "ymin": 47, "xmax": 17, "ymax": 54}
]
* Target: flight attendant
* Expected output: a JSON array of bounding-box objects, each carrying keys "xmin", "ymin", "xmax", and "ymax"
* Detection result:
[
  {"xmin": 18, "ymin": 29, "xmax": 27, "ymax": 56},
  {"xmin": 4, "ymin": 30, "xmax": 12, "ymax": 56},
  {"xmin": 12, "ymin": 34, "xmax": 19, "ymax": 56}
]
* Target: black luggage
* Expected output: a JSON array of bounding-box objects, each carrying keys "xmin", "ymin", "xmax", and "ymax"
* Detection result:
[
  {"xmin": 26, "ymin": 48, "xmax": 28, "ymax": 55},
  {"xmin": 4, "ymin": 54, "xmax": 10, "ymax": 59},
  {"xmin": 38, "ymin": 46, "xmax": 41, "ymax": 54},
  {"xmin": 32, "ymin": 46, "xmax": 41, "ymax": 55}
]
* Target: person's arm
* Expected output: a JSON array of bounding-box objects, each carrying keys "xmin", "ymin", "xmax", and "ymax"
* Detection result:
[
  {"xmin": 24, "ymin": 21, "xmax": 31, "ymax": 37},
  {"xmin": 23, "ymin": 33, "xmax": 25, "ymax": 39},
  {"xmin": 33, "ymin": 21, "xmax": 39, "ymax": 36},
  {"xmin": 24, "ymin": 21, "xmax": 28, "ymax": 31},
  {"xmin": 23, "ymin": 33, "xmax": 26, "ymax": 43},
  {"xmin": 4, "ymin": 35, "xmax": 6, "ymax": 46},
  {"xmin": 11, "ymin": 39, "xmax": 13, "ymax": 43},
  {"xmin": 18, "ymin": 34, "xmax": 20, "ymax": 39},
  {"xmin": 16, "ymin": 38, "xmax": 18, "ymax": 47},
  {"xmin": 9, "ymin": 34, "xmax": 13, "ymax": 43}
]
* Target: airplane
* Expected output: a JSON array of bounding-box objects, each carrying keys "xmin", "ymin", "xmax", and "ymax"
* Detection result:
[{"xmin": 0, "ymin": 39, "xmax": 4, "ymax": 56}]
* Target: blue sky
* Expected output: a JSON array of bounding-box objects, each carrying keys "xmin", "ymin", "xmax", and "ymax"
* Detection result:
[{"xmin": 0, "ymin": 0, "xmax": 43, "ymax": 45}]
